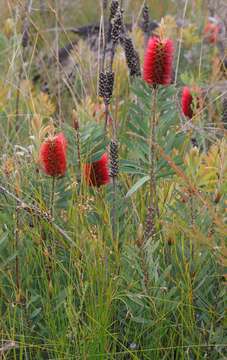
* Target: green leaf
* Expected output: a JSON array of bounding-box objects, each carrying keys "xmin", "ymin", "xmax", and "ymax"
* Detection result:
[
  {"xmin": 126, "ymin": 175, "xmax": 150, "ymax": 198},
  {"xmin": 30, "ymin": 307, "xmax": 42, "ymax": 319}
]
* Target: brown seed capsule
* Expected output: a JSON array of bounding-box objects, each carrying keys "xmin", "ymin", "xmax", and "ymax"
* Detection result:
[
  {"xmin": 99, "ymin": 71, "xmax": 115, "ymax": 105},
  {"xmin": 123, "ymin": 35, "xmax": 141, "ymax": 77},
  {"xmin": 111, "ymin": 7, "xmax": 124, "ymax": 45},
  {"xmin": 109, "ymin": 140, "xmax": 119, "ymax": 177},
  {"xmin": 109, "ymin": 0, "xmax": 119, "ymax": 21}
]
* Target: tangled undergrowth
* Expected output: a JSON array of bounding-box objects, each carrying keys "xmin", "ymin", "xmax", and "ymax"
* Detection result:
[{"xmin": 0, "ymin": 0, "xmax": 226, "ymax": 359}]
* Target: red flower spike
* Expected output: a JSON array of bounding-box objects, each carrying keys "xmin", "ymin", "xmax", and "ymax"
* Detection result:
[
  {"xmin": 39, "ymin": 132, "xmax": 67, "ymax": 177},
  {"xmin": 84, "ymin": 153, "xmax": 110, "ymax": 187},
  {"xmin": 181, "ymin": 86, "xmax": 202, "ymax": 119},
  {"xmin": 143, "ymin": 37, "xmax": 174, "ymax": 86},
  {"xmin": 204, "ymin": 22, "xmax": 221, "ymax": 44},
  {"xmin": 181, "ymin": 86, "xmax": 194, "ymax": 119}
]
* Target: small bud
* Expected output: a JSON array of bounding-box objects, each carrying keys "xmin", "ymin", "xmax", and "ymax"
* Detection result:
[{"xmin": 72, "ymin": 109, "xmax": 79, "ymax": 130}]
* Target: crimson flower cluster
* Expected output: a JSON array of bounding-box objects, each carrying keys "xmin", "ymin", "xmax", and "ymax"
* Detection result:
[
  {"xmin": 143, "ymin": 36, "xmax": 174, "ymax": 86},
  {"xmin": 181, "ymin": 86, "xmax": 194, "ymax": 119},
  {"xmin": 181, "ymin": 86, "xmax": 202, "ymax": 119},
  {"xmin": 84, "ymin": 153, "xmax": 110, "ymax": 187},
  {"xmin": 39, "ymin": 133, "xmax": 110, "ymax": 187},
  {"xmin": 39, "ymin": 132, "xmax": 67, "ymax": 177}
]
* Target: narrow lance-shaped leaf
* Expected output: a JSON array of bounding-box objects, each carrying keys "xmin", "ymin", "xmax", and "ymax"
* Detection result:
[{"xmin": 126, "ymin": 175, "xmax": 150, "ymax": 198}]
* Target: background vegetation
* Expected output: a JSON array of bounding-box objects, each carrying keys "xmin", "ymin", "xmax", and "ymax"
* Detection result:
[{"xmin": 0, "ymin": 0, "xmax": 226, "ymax": 359}]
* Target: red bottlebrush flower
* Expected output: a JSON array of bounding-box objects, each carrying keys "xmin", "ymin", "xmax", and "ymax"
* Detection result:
[
  {"xmin": 143, "ymin": 36, "xmax": 174, "ymax": 86},
  {"xmin": 84, "ymin": 153, "xmax": 110, "ymax": 187},
  {"xmin": 39, "ymin": 132, "xmax": 67, "ymax": 177},
  {"xmin": 181, "ymin": 86, "xmax": 194, "ymax": 119},
  {"xmin": 181, "ymin": 86, "xmax": 202, "ymax": 119},
  {"xmin": 204, "ymin": 21, "xmax": 221, "ymax": 44}
]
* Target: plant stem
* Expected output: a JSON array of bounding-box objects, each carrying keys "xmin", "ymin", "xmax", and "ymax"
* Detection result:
[
  {"xmin": 39, "ymin": 0, "xmax": 45, "ymax": 16},
  {"xmin": 76, "ymin": 129, "xmax": 82, "ymax": 179},
  {"xmin": 72, "ymin": 110, "xmax": 82, "ymax": 182},
  {"xmin": 40, "ymin": 227, "xmax": 53, "ymax": 297},
  {"xmin": 150, "ymin": 87, "xmax": 157, "ymax": 203},
  {"xmin": 50, "ymin": 177, "xmax": 56, "ymax": 218},
  {"xmin": 112, "ymin": 173, "xmax": 117, "ymax": 243},
  {"xmin": 47, "ymin": 176, "xmax": 56, "ymax": 296},
  {"xmin": 55, "ymin": 0, "xmax": 62, "ymax": 126},
  {"xmin": 101, "ymin": 0, "xmax": 109, "ymax": 134},
  {"xmin": 111, "ymin": 114, "xmax": 117, "ymax": 246},
  {"xmin": 101, "ymin": 0, "xmax": 108, "ymax": 72},
  {"xmin": 104, "ymin": 103, "xmax": 109, "ymax": 132},
  {"xmin": 15, "ymin": 203, "xmax": 21, "ymax": 301},
  {"xmin": 15, "ymin": 67, "xmax": 23, "ymax": 133},
  {"xmin": 146, "ymin": 87, "xmax": 158, "ymax": 239},
  {"xmin": 190, "ymin": 194, "xmax": 195, "ymax": 259}
]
